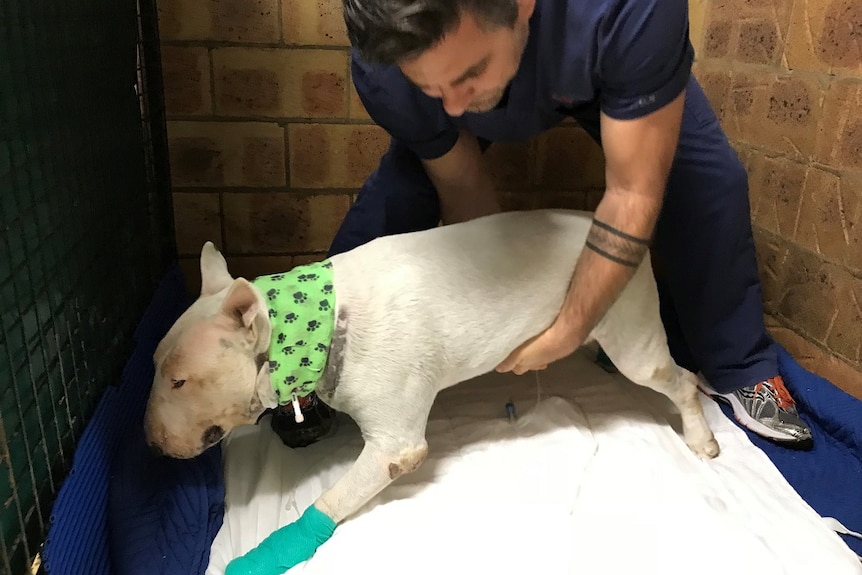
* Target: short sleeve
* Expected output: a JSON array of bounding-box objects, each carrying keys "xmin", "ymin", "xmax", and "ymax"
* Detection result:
[
  {"xmin": 598, "ymin": 0, "xmax": 694, "ymax": 120},
  {"xmin": 350, "ymin": 52, "xmax": 460, "ymax": 160}
]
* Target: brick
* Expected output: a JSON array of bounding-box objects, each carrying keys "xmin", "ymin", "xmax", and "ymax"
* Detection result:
[
  {"xmin": 283, "ymin": 0, "xmax": 349, "ymax": 46},
  {"xmin": 349, "ymin": 77, "xmax": 371, "ymax": 120},
  {"xmin": 167, "ymin": 121, "xmax": 285, "ymax": 187},
  {"xmin": 693, "ymin": 63, "xmax": 732, "ymax": 121},
  {"xmin": 213, "ymin": 48, "xmax": 348, "ymax": 118},
  {"xmin": 748, "ymin": 154, "xmax": 807, "ymax": 237},
  {"xmin": 752, "ymin": 226, "xmax": 789, "ymax": 313},
  {"xmin": 157, "ymin": 0, "xmax": 279, "ymax": 43},
  {"xmin": 703, "ymin": 0, "xmax": 794, "ymax": 65},
  {"xmin": 815, "ymin": 80, "xmax": 862, "ymax": 172},
  {"xmin": 292, "ymin": 253, "xmax": 327, "ymax": 266},
  {"xmin": 785, "ymin": 0, "xmax": 862, "ymax": 76},
  {"xmin": 535, "ymin": 127, "xmax": 605, "ymax": 189},
  {"xmin": 766, "ymin": 318, "xmax": 862, "ymax": 399},
  {"xmin": 289, "ymin": 124, "xmax": 389, "ymax": 188},
  {"xmin": 160, "ymin": 46, "xmax": 211, "ymax": 116},
  {"xmin": 826, "ymin": 267, "xmax": 862, "ymax": 363},
  {"xmin": 722, "ymin": 71, "xmax": 823, "ymax": 159},
  {"xmin": 172, "ymin": 192, "xmax": 222, "ymax": 255},
  {"xmin": 794, "ymin": 167, "xmax": 862, "ymax": 270},
  {"xmin": 688, "ymin": 0, "xmax": 710, "ymax": 56},
  {"xmin": 483, "ymin": 141, "xmax": 533, "ymax": 190},
  {"xmin": 776, "ymin": 245, "xmax": 839, "ymax": 343},
  {"xmin": 225, "ymin": 255, "xmax": 294, "ymax": 279},
  {"xmin": 223, "ymin": 192, "xmax": 350, "ymax": 253},
  {"xmin": 703, "ymin": 19, "xmax": 732, "ymax": 59}
]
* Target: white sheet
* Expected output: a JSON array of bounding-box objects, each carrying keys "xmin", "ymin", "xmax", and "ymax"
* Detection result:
[{"xmin": 207, "ymin": 348, "xmax": 862, "ymax": 575}]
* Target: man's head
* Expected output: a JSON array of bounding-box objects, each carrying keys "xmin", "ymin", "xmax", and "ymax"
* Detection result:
[{"xmin": 343, "ymin": 0, "xmax": 535, "ymax": 116}]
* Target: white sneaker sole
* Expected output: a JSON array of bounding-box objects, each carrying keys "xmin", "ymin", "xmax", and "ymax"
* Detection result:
[{"xmin": 697, "ymin": 381, "xmax": 799, "ymax": 443}]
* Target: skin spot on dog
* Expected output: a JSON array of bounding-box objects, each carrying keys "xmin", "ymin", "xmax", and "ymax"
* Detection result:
[
  {"xmin": 388, "ymin": 462, "xmax": 402, "ymax": 480},
  {"xmin": 651, "ymin": 364, "xmax": 675, "ymax": 383},
  {"xmin": 220, "ymin": 338, "xmax": 234, "ymax": 349},
  {"xmin": 388, "ymin": 443, "xmax": 429, "ymax": 480},
  {"xmin": 202, "ymin": 425, "xmax": 225, "ymax": 446}
]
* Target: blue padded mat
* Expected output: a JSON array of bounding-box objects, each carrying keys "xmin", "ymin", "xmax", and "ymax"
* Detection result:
[
  {"xmin": 712, "ymin": 344, "xmax": 862, "ymax": 556},
  {"xmin": 42, "ymin": 265, "xmax": 224, "ymax": 575},
  {"xmin": 42, "ymin": 264, "xmax": 862, "ymax": 573}
]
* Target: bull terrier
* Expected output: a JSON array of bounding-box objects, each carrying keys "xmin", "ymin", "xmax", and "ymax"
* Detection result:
[{"xmin": 143, "ymin": 208, "xmax": 719, "ymax": 573}]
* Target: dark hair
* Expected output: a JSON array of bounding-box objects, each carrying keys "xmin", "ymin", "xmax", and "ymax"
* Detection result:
[{"xmin": 343, "ymin": 0, "xmax": 519, "ymax": 65}]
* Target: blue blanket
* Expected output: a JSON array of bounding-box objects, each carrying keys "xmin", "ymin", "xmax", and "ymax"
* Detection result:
[
  {"xmin": 717, "ymin": 345, "xmax": 862, "ymax": 556},
  {"xmin": 42, "ymin": 266, "xmax": 862, "ymax": 573}
]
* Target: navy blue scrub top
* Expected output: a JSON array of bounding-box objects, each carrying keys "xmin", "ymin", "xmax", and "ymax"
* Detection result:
[{"xmin": 350, "ymin": 0, "xmax": 695, "ymax": 160}]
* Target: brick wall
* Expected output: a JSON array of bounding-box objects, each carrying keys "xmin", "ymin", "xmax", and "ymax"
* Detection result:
[
  {"xmin": 689, "ymin": 0, "xmax": 862, "ymax": 394},
  {"xmin": 157, "ymin": 0, "xmax": 861, "ymax": 393}
]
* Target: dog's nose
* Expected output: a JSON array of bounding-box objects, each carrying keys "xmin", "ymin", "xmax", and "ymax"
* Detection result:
[{"xmin": 202, "ymin": 425, "xmax": 225, "ymax": 446}]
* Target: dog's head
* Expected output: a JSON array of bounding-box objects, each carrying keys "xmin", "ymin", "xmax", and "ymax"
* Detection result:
[{"xmin": 143, "ymin": 242, "xmax": 279, "ymax": 459}]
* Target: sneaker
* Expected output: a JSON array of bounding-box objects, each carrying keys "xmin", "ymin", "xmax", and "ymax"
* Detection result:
[
  {"xmin": 269, "ymin": 392, "xmax": 338, "ymax": 448},
  {"xmin": 700, "ymin": 376, "xmax": 814, "ymax": 450}
]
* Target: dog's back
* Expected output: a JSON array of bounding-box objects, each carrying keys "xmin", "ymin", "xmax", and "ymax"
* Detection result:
[{"xmin": 329, "ymin": 209, "xmax": 599, "ymax": 388}]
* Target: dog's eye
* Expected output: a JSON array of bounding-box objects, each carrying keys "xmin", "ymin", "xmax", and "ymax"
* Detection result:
[{"xmin": 171, "ymin": 379, "xmax": 186, "ymax": 389}]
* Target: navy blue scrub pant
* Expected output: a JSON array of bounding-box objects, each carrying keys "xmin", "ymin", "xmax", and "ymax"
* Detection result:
[{"xmin": 327, "ymin": 77, "xmax": 777, "ymax": 394}]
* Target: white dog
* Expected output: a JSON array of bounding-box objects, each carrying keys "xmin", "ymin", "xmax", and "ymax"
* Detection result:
[{"xmin": 143, "ymin": 208, "xmax": 719, "ymax": 573}]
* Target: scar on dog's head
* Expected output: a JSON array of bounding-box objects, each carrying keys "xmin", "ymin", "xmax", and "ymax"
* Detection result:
[{"xmin": 143, "ymin": 241, "xmax": 279, "ymax": 459}]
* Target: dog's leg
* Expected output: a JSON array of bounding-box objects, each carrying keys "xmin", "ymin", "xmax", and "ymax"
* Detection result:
[
  {"xmin": 314, "ymin": 434, "xmax": 429, "ymax": 523},
  {"xmin": 593, "ymin": 264, "xmax": 720, "ymax": 460}
]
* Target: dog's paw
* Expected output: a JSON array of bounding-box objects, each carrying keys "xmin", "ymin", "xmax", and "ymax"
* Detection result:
[
  {"xmin": 225, "ymin": 505, "xmax": 336, "ymax": 575},
  {"xmin": 688, "ymin": 437, "xmax": 721, "ymax": 460}
]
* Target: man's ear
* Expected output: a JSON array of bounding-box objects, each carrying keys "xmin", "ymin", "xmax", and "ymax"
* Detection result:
[
  {"xmin": 219, "ymin": 278, "xmax": 272, "ymax": 353},
  {"xmin": 200, "ymin": 241, "xmax": 234, "ymax": 296}
]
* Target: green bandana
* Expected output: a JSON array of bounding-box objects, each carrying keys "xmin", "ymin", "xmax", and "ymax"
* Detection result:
[{"xmin": 251, "ymin": 260, "xmax": 335, "ymax": 405}]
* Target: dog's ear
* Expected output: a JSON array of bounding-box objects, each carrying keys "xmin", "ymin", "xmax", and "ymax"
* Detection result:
[
  {"xmin": 219, "ymin": 278, "xmax": 272, "ymax": 353},
  {"xmin": 200, "ymin": 241, "xmax": 234, "ymax": 297}
]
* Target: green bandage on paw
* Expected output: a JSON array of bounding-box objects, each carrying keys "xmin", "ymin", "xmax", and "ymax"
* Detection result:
[{"xmin": 225, "ymin": 504, "xmax": 336, "ymax": 575}]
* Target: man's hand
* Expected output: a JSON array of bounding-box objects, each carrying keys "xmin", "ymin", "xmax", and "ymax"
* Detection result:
[{"xmin": 497, "ymin": 90, "xmax": 686, "ymax": 375}]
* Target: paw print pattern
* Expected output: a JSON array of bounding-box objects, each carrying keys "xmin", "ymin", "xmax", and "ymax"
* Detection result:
[
  {"xmin": 307, "ymin": 320, "xmax": 320, "ymax": 332},
  {"xmin": 297, "ymin": 273, "xmax": 318, "ymax": 283},
  {"xmin": 284, "ymin": 312, "xmax": 298, "ymax": 323},
  {"xmin": 284, "ymin": 375, "xmax": 297, "ymax": 385},
  {"xmin": 281, "ymin": 345, "xmax": 295, "ymax": 355},
  {"xmin": 318, "ymin": 299, "xmax": 330, "ymax": 312},
  {"xmin": 299, "ymin": 357, "xmax": 312, "ymax": 367},
  {"xmin": 268, "ymin": 308, "xmax": 277, "ymax": 318},
  {"xmin": 321, "ymin": 283, "xmax": 333, "ymax": 295},
  {"xmin": 268, "ymin": 360, "xmax": 280, "ymax": 373},
  {"xmin": 322, "ymin": 261, "xmax": 332, "ymax": 269},
  {"xmin": 271, "ymin": 274, "xmax": 284, "ymax": 281},
  {"xmin": 266, "ymin": 288, "xmax": 279, "ymax": 301},
  {"xmin": 315, "ymin": 342, "xmax": 327, "ymax": 353},
  {"xmin": 277, "ymin": 333, "xmax": 286, "ymax": 344},
  {"xmin": 293, "ymin": 291, "xmax": 307, "ymax": 304}
]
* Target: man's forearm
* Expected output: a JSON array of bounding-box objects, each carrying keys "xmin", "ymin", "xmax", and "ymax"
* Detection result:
[
  {"xmin": 554, "ymin": 186, "xmax": 662, "ymax": 342},
  {"xmin": 422, "ymin": 130, "xmax": 501, "ymax": 225}
]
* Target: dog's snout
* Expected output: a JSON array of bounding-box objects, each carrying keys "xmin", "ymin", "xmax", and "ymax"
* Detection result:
[{"xmin": 202, "ymin": 425, "xmax": 225, "ymax": 446}]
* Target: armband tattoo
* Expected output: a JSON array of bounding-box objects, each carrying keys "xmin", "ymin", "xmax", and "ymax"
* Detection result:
[{"xmin": 585, "ymin": 218, "xmax": 650, "ymax": 268}]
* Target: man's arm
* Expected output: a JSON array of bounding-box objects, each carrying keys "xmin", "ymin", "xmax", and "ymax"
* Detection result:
[
  {"xmin": 554, "ymin": 90, "xmax": 686, "ymax": 343},
  {"xmin": 496, "ymin": 90, "xmax": 685, "ymax": 375},
  {"xmin": 421, "ymin": 130, "xmax": 501, "ymax": 225}
]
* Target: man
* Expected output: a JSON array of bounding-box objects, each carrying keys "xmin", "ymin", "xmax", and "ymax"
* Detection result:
[{"xmin": 272, "ymin": 0, "xmax": 813, "ymax": 450}]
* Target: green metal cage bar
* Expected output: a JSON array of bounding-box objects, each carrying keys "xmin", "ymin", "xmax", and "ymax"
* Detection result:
[{"xmin": 0, "ymin": 0, "xmax": 175, "ymax": 572}]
